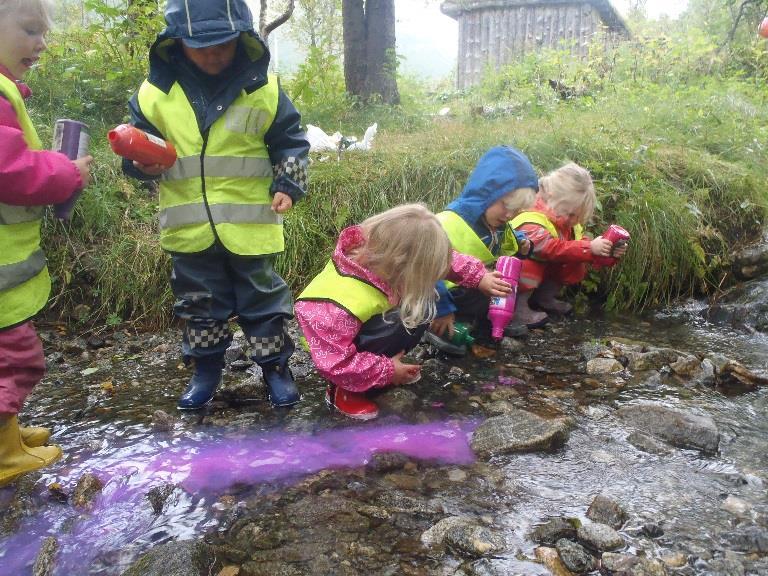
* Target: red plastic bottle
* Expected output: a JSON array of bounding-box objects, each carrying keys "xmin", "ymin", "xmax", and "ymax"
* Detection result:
[
  {"xmin": 593, "ymin": 224, "xmax": 631, "ymax": 268},
  {"xmin": 107, "ymin": 124, "xmax": 177, "ymax": 168},
  {"xmin": 487, "ymin": 256, "xmax": 522, "ymax": 340},
  {"xmin": 760, "ymin": 17, "xmax": 768, "ymax": 38}
]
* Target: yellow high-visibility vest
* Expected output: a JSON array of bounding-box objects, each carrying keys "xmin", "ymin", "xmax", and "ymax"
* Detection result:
[
  {"xmin": 137, "ymin": 74, "xmax": 282, "ymax": 255},
  {"xmin": 0, "ymin": 74, "xmax": 50, "ymax": 329}
]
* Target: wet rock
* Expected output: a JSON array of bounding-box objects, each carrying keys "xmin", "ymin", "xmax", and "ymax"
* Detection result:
[
  {"xmin": 722, "ymin": 526, "xmax": 768, "ymax": 553},
  {"xmin": 376, "ymin": 387, "xmax": 418, "ymax": 414},
  {"xmin": 576, "ymin": 522, "xmax": 624, "ymax": 552},
  {"xmin": 121, "ymin": 540, "xmax": 216, "ymax": 576},
  {"xmin": 722, "ymin": 495, "xmax": 752, "ymax": 517},
  {"xmin": 706, "ymin": 556, "xmax": 746, "ymax": 576},
  {"xmin": 638, "ymin": 523, "xmax": 664, "ymax": 538},
  {"xmin": 616, "ymin": 404, "xmax": 720, "ymax": 454},
  {"xmin": 586, "ymin": 358, "xmax": 623, "ymax": 375},
  {"xmin": 500, "ymin": 337, "xmax": 524, "ymax": 354},
  {"xmin": 733, "ymin": 241, "xmax": 768, "ymax": 280},
  {"xmin": 704, "ymin": 278, "xmax": 768, "ymax": 333},
  {"xmin": 716, "ymin": 360, "xmax": 768, "ymax": 392},
  {"xmin": 586, "ymin": 494, "xmax": 628, "ymax": 529},
  {"xmin": 555, "ymin": 538, "xmax": 596, "ymax": 573},
  {"xmin": 600, "ymin": 553, "xmax": 669, "ymax": 575},
  {"xmin": 421, "ymin": 516, "xmax": 474, "ymax": 547},
  {"xmin": 63, "ymin": 338, "xmax": 88, "ymax": 355},
  {"xmin": 530, "ymin": 517, "xmax": 578, "ymax": 545},
  {"xmin": 72, "ymin": 473, "xmax": 104, "ymax": 508},
  {"xmin": 470, "ymin": 410, "xmax": 571, "ymax": 458},
  {"xmin": 659, "ymin": 552, "xmax": 687, "ymax": 568},
  {"xmin": 286, "ymin": 495, "xmax": 369, "ymax": 532},
  {"xmin": 146, "ymin": 484, "xmax": 178, "ymax": 514},
  {"xmin": 668, "ymin": 354, "xmax": 703, "ymax": 377},
  {"xmin": 443, "ymin": 522, "xmax": 505, "ymax": 558},
  {"xmin": 86, "ymin": 335, "xmax": 109, "ymax": 349},
  {"xmin": 383, "ymin": 472, "xmax": 422, "ymax": 492},
  {"xmin": 151, "ymin": 410, "xmax": 175, "ymax": 432},
  {"xmin": 32, "ymin": 536, "xmax": 58, "ymax": 576},
  {"xmin": 219, "ymin": 373, "xmax": 265, "ymax": 402},
  {"xmin": 626, "ymin": 431, "xmax": 672, "ymax": 455},
  {"xmin": 534, "ymin": 546, "xmax": 575, "ymax": 576},
  {"xmin": 366, "ymin": 451, "xmax": 411, "ymax": 473}
]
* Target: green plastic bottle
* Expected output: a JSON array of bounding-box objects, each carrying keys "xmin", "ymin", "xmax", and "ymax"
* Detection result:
[{"xmin": 449, "ymin": 322, "xmax": 475, "ymax": 346}]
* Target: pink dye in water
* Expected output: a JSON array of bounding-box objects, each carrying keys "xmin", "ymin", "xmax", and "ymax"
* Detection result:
[{"xmin": 0, "ymin": 419, "xmax": 478, "ymax": 575}]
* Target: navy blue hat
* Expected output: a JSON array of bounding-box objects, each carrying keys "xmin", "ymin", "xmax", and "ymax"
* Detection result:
[{"xmin": 163, "ymin": 0, "xmax": 254, "ymax": 48}]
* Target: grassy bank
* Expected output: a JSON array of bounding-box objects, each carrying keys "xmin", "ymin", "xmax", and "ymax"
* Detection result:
[{"xmin": 30, "ymin": 77, "xmax": 768, "ymax": 328}]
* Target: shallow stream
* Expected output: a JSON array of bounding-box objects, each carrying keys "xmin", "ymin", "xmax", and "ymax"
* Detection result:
[{"xmin": 1, "ymin": 301, "xmax": 767, "ymax": 575}]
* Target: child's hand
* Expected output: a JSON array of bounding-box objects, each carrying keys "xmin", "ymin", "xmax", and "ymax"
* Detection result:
[
  {"xmin": 430, "ymin": 313, "xmax": 455, "ymax": 337},
  {"xmin": 133, "ymin": 160, "xmax": 168, "ymax": 177},
  {"xmin": 272, "ymin": 192, "xmax": 293, "ymax": 213},
  {"xmin": 391, "ymin": 351, "xmax": 421, "ymax": 385},
  {"xmin": 590, "ymin": 237, "xmax": 613, "ymax": 257},
  {"xmin": 612, "ymin": 241, "xmax": 629, "ymax": 258},
  {"xmin": 73, "ymin": 156, "xmax": 93, "ymax": 188},
  {"xmin": 478, "ymin": 270, "xmax": 512, "ymax": 297},
  {"xmin": 518, "ymin": 237, "xmax": 532, "ymax": 257}
]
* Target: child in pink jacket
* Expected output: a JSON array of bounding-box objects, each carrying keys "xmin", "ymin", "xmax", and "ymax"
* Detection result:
[
  {"xmin": 295, "ymin": 204, "xmax": 511, "ymax": 420},
  {"xmin": 0, "ymin": 0, "xmax": 92, "ymax": 486}
]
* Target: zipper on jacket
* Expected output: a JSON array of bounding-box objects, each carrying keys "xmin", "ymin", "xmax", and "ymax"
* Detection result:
[{"xmin": 199, "ymin": 130, "xmax": 223, "ymax": 247}]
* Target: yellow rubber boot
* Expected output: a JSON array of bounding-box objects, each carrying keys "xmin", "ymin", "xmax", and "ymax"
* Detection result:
[
  {"xmin": 0, "ymin": 416, "xmax": 62, "ymax": 487},
  {"xmin": 20, "ymin": 424, "xmax": 51, "ymax": 448}
]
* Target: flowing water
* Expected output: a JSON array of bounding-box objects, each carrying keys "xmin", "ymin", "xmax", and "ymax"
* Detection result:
[{"xmin": 1, "ymin": 301, "xmax": 767, "ymax": 575}]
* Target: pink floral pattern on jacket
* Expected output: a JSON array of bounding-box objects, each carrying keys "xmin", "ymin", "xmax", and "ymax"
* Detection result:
[
  {"xmin": 0, "ymin": 65, "xmax": 82, "ymax": 207},
  {"xmin": 295, "ymin": 225, "xmax": 486, "ymax": 392}
]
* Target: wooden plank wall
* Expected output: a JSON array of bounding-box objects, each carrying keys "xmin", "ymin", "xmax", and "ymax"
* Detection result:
[{"xmin": 456, "ymin": 3, "xmax": 604, "ymax": 89}]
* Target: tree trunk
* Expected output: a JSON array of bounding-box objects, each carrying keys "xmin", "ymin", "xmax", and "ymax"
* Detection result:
[
  {"xmin": 342, "ymin": 0, "xmax": 368, "ymax": 98},
  {"xmin": 342, "ymin": 0, "xmax": 399, "ymax": 104},
  {"xmin": 365, "ymin": 0, "xmax": 399, "ymax": 104}
]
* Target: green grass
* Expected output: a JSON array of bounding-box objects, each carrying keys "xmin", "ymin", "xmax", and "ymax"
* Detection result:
[{"xmin": 26, "ymin": 76, "xmax": 768, "ymax": 328}]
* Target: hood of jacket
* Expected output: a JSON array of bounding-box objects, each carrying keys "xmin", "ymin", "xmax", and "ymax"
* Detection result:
[
  {"xmin": 147, "ymin": 0, "xmax": 269, "ymax": 93},
  {"xmin": 446, "ymin": 146, "xmax": 538, "ymax": 226}
]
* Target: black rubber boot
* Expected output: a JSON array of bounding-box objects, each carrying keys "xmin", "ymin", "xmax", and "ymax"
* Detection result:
[
  {"xmin": 262, "ymin": 363, "xmax": 300, "ymax": 407},
  {"xmin": 177, "ymin": 354, "xmax": 224, "ymax": 410}
]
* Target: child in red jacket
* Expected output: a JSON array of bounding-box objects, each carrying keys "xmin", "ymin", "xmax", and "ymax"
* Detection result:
[
  {"xmin": 511, "ymin": 163, "xmax": 626, "ymax": 326},
  {"xmin": 0, "ymin": 0, "xmax": 92, "ymax": 486}
]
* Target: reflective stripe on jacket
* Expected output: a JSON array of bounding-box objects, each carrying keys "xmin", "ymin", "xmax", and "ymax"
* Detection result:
[
  {"xmin": 0, "ymin": 74, "xmax": 50, "ymax": 329},
  {"xmin": 437, "ymin": 210, "xmax": 495, "ymax": 290},
  {"xmin": 510, "ymin": 211, "xmax": 584, "ymax": 241},
  {"xmin": 137, "ymin": 74, "xmax": 281, "ymax": 255},
  {"xmin": 297, "ymin": 260, "xmax": 390, "ymax": 323}
]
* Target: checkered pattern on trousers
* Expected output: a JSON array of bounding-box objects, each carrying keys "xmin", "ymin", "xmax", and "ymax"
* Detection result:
[
  {"xmin": 249, "ymin": 333, "xmax": 284, "ymax": 358},
  {"xmin": 273, "ymin": 156, "xmax": 308, "ymax": 191},
  {"xmin": 187, "ymin": 323, "xmax": 230, "ymax": 349}
]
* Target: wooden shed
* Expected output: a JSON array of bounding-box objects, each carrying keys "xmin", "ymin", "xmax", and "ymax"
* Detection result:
[{"xmin": 441, "ymin": 0, "xmax": 629, "ymax": 89}]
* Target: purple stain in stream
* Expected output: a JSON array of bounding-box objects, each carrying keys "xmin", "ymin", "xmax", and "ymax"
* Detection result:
[
  {"xmin": 0, "ymin": 419, "xmax": 478, "ymax": 575},
  {"xmin": 498, "ymin": 375, "xmax": 524, "ymax": 386},
  {"xmin": 481, "ymin": 383, "xmax": 496, "ymax": 392},
  {"xmin": 431, "ymin": 402, "xmax": 445, "ymax": 408}
]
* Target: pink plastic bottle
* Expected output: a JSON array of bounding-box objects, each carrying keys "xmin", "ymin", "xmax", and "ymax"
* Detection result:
[
  {"xmin": 593, "ymin": 224, "xmax": 631, "ymax": 268},
  {"xmin": 488, "ymin": 256, "xmax": 523, "ymax": 340}
]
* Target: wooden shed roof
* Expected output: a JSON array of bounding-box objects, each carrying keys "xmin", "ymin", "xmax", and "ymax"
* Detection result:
[{"xmin": 441, "ymin": 0, "xmax": 629, "ymax": 33}]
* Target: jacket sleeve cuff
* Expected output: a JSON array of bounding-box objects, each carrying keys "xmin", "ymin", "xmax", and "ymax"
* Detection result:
[{"xmin": 270, "ymin": 155, "xmax": 309, "ymax": 203}]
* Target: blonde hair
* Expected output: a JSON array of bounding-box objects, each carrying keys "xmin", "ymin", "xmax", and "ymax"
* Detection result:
[
  {"xmin": 539, "ymin": 162, "xmax": 596, "ymax": 224},
  {"xmin": 360, "ymin": 204, "xmax": 452, "ymax": 330},
  {"xmin": 0, "ymin": 0, "xmax": 52, "ymax": 27},
  {"xmin": 503, "ymin": 187, "xmax": 536, "ymax": 215}
]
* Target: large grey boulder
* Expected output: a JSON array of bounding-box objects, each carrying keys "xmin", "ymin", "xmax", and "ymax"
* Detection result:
[
  {"xmin": 470, "ymin": 410, "xmax": 572, "ymax": 458},
  {"xmin": 616, "ymin": 404, "xmax": 720, "ymax": 454}
]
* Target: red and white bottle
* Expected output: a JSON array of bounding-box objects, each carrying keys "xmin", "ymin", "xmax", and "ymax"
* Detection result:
[
  {"xmin": 107, "ymin": 124, "xmax": 177, "ymax": 168},
  {"xmin": 488, "ymin": 256, "xmax": 522, "ymax": 340},
  {"xmin": 593, "ymin": 224, "xmax": 630, "ymax": 268}
]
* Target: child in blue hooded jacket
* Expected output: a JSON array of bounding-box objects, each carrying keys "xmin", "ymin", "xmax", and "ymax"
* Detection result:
[{"xmin": 429, "ymin": 146, "xmax": 537, "ymax": 350}]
